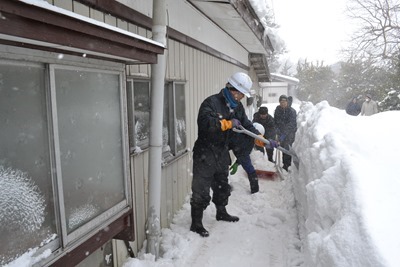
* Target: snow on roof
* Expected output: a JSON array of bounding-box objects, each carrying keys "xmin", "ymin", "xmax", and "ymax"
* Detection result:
[{"xmin": 270, "ymin": 73, "xmax": 300, "ymax": 84}]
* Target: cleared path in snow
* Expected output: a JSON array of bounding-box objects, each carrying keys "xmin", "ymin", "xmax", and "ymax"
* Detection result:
[
  {"xmin": 123, "ymin": 151, "xmax": 304, "ymax": 267},
  {"xmin": 181, "ymin": 151, "xmax": 303, "ymax": 267}
]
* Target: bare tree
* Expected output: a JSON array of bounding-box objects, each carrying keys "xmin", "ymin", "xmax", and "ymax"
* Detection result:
[{"xmin": 346, "ymin": 0, "xmax": 400, "ymax": 64}]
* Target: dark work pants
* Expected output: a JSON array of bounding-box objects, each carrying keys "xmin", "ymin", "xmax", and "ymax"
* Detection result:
[
  {"xmin": 236, "ymin": 154, "xmax": 255, "ymax": 175},
  {"xmin": 191, "ymin": 148, "xmax": 231, "ymax": 210},
  {"xmin": 280, "ymin": 136, "xmax": 294, "ymax": 167},
  {"xmin": 254, "ymin": 145, "xmax": 274, "ymax": 162}
]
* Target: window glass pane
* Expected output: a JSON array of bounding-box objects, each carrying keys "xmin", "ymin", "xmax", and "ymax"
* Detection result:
[
  {"xmin": 162, "ymin": 85, "xmax": 171, "ymax": 154},
  {"xmin": 133, "ymin": 81, "xmax": 150, "ymax": 148},
  {"xmin": 0, "ymin": 62, "xmax": 57, "ymax": 265},
  {"xmin": 175, "ymin": 84, "xmax": 186, "ymax": 153},
  {"xmin": 54, "ymin": 68, "xmax": 125, "ymax": 233}
]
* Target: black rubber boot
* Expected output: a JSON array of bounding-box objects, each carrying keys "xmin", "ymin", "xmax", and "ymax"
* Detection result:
[
  {"xmin": 190, "ymin": 206, "xmax": 209, "ymax": 237},
  {"xmin": 216, "ymin": 206, "xmax": 239, "ymax": 222},
  {"xmin": 283, "ymin": 164, "xmax": 289, "ymax": 171},
  {"xmin": 248, "ymin": 172, "xmax": 259, "ymax": 194}
]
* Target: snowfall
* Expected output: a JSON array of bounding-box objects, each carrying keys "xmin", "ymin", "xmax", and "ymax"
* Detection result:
[{"xmin": 5, "ymin": 100, "xmax": 400, "ymax": 267}]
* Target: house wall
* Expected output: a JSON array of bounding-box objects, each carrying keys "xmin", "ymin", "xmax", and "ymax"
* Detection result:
[
  {"xmin": 115, "ymin": 0, "xmax": 249, "ymax": 66},
  {"xmin": 33, "ymin": 1, "xmax": 259, "ymax": 266},
  {"xmin": 125, "ymin": 43, "xmax": 244, "ymax": 262},
  {"xmin": 261, "ymin": 82, "xmax": 289, "ymax": 104}
]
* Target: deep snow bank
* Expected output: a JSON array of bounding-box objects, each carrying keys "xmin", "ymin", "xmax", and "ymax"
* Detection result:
[{"xmin": 291, "ymin": 101, "xmax": 400, "ymax": 267}]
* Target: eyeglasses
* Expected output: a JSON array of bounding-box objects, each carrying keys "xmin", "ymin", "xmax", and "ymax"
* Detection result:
[{"xmin": 231, "ymin": 89, "xmax": 244, "ymax": 96}]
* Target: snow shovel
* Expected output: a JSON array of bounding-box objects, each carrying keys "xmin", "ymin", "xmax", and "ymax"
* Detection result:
[
  {"xmin": 255, "ymin": 169, "xmax": 278, "ymax": 180},
  {"xmin": 232, "ymin": 125, "xmax": 300, "ymax": 169}
]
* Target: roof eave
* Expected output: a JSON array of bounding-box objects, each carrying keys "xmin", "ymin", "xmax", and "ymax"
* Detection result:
[{"xmin": 0, "ymin": 0, "xmax": 164, "ymax": 64}]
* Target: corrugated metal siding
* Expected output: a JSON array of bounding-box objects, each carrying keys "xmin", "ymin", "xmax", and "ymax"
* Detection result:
[
  {"xmin": 53, "ymin": 0, "xmax": 72, "ymax": 11},
  {"xmin": 50, "ymin": 1, "xmax": 248, "ymax": 263},
  {"xmin": 128, "ymin": 40, "xmax": 244, "ymax": 255},
  {"xmin": 131, "ymin": 152, "xmax": 148, "ymax": 253},
  {"xmin": 116, "ymin": 0, "xmax": 152, "ymax": 17}
]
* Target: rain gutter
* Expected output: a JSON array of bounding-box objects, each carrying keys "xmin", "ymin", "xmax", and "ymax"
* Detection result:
[{"xmin": 146, "ymin": 0, "xmax": 167, "ymax": 259}]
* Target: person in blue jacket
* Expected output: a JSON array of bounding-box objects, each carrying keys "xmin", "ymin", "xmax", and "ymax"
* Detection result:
[
  {"xmin": 346, "ymin": 97, "xmax": 361, "ymax": 116},
  {"xmin": 228, "ymin": 122, "xmax": 277, "ymax": 194}
]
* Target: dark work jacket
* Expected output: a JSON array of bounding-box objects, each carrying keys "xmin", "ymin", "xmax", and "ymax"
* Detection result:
[
  {"xmin": 346, "ymin": 101, "xmax": 361, "ymax": 116},
  {"xmin": 229, "ymin": 132, "xmax": 254, "ymax": 162},
  {"xmin": 274, "ymin": 106, "xmax": 297, "ymax": 144},
  {"xmin": 193, "ymin": 89, "xmax": 259, "ymax": 166},
  {"xmin": 253, "ymin": 112, "xmax": 277, "ymax": 140}
]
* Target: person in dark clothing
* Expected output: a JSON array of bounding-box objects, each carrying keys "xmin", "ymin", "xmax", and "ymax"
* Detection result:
[
  {"xmin": 190, "ymin": 72, "xmax": 265, "ymax": 237},
  {"xmin": 274, "ymin": 95, "xmax": 297, "ymax": 171},
  {"xmin": 346, "ymin": 97, "xmax": 361, "ymax": 116},
  {"xmin": 228, "ymin": 123, "xmax": 277, "ymax": 194},
  {"xmin": 228, "ymin": 131, "xmax": 259, "ymax": 194},
  {"xmin": 288, "ymin": 96, "xmax": 293, "ymax": 108},
  {"xmin": 253, "ymin": 106, "xmax": 277, "ymax": 162}
]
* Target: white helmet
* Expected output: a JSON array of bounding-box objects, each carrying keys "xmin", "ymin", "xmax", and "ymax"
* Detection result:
[
  {"xmin": 227, "ymin": 72, "xmax": 252, "ymax": 97},
  {"xmin": 253, "ymin": 122, "xmax": 265, "ymax": 136}
]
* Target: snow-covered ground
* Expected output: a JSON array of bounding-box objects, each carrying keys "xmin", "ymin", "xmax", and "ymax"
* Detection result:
[
  {"xmin": 6, "ymin": 101, "xmax": 400, "ymax": 267},
  {"xmin": 123, "ymin": 101, "xmax": 400, "ymax": 267},
  {"xmin": 124, "ymin": 153, "xmax": 303, "ymax": 267}
]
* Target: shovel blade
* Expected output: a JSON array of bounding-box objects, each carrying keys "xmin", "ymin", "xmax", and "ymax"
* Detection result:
[{"xmin": 255, "ymin": 169, "xmax": 278, "ymax": 180}]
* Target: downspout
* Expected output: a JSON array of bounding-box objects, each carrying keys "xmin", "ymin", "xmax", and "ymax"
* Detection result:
[{"xmin": 146, "ymin": 0, "xmax": 167, "ymax": 258}]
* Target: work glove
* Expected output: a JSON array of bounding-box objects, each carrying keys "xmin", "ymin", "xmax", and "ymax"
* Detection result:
[
  {"xmin": 229, "ymin": 161, "xmax": 240, "ymax": 175},
  {"xmin": 254, "ymin": 135, "xmax": 265, "ymax": 147},
  {"xmin": 265, "ymin": 139, "xmax": 278, "ymax": 149},
  {"xmin": 220, "ymin": 118, "xmax": 241, "ymax": 131},
  {"xmin": 231, "ymin": 118, "xmax": 241, "ymax": 128},
  {"xmin": 279, "ymin": 134, "xmax": 286, "ymax": 142}
]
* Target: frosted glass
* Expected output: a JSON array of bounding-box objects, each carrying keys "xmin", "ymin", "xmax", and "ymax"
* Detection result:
[
  {"xmin": 175, "ymin": 84, "xmax": 186, "ymax": 153},
  {"xmin": 0, "ymin": 63, "xmax": 57, "ymax": 265},
  {"xmin": 133, "ymin": 81, "xmax": 150, "ymax": 146},
  {"xmin": 54, "ymin": 69, "xmax": 125, "ymax": 233}
]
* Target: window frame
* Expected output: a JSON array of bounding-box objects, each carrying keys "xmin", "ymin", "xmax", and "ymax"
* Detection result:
[
  {"xmin": 163, "ymin": 81, "xmax": 188, "ymax": 161},
  {"xmin": 49, "ymin": 64, "xmax": 131, "ymax": 244},
  {"xmin": 126, "ymin": 78, "xmax": 151, "ymax": 152},
  {"xmin": 126, "ymin": 79, "xmax": 188, "ymax": 162},
  {"xmin": 0, "ymin": 47, "xmax": 132, "ymax": 265}
]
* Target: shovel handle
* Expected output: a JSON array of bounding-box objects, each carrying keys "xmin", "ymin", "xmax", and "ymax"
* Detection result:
[
  {"xmin": 232, "ymin": 125, "xmax": 299, "ymax": 165},
  {"xmin": 232, "ymin": 125, "xmax": 271, "ymax": 145}
]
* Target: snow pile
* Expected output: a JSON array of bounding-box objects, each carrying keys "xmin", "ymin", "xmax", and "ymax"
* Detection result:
[
  {"xmin": 0, "ymin": 166, "xmax": 45, "ymax": 233},
  {"xmin": 292, "ymin": 101, "xmax": 399, "ymax": 267},
  {"xmin": 123, "ymin": 100, "xmax": 400, "ymax": 267},
  {"xmin": 4, "ymin": 101, "xmax": 400, "ymax": 267},
  {"xmin": 3, "ymin": 248, "xmax": 52, "ymax": 267},
  {"xmin": 68, "ymin": 203, "xmax": 99, "ymax": 230}
]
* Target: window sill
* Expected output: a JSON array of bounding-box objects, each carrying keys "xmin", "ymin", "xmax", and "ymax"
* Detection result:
[
  {"xmin": 130, "ymin": 147, "xmax": 189, "ymax": 166},
  {"xmin": 162, "ymin": 149, "xmax": 189, "ymax": 167}
]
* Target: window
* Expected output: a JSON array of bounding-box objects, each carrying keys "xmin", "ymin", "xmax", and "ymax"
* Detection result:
[
  {"xmin": 163, "ymin": 82, "xmax": 187, "ymax": 159},
  {"xmin": 0, "ymin": 61, "xmax": 57, "ymax": 264},
  {"xmin": 127, "ymin": 80, "xmax": 151, "ymax": 151},
  {"xmin": 0, "ymin": 59, "xmax": 129, "ymax": 265},
  {"xmin": 52, "ymin": 66, "xmax": 126, "ymax": 236},
  {"xmin": 269, "ymin": 93, "xmax": 277, "ymax": 97},
  {"xmin": 127, "ymin": 80, "xmax": 187, "ymax": 159}
]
